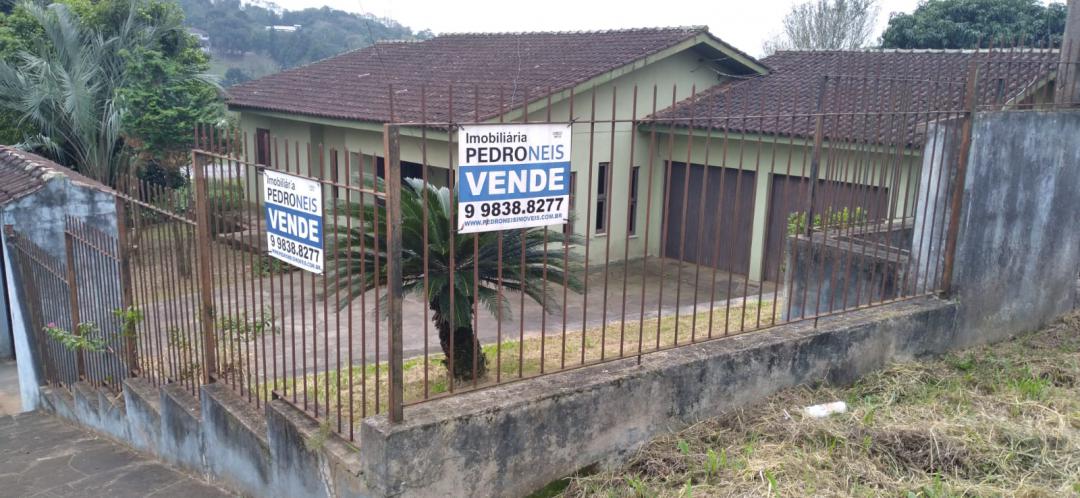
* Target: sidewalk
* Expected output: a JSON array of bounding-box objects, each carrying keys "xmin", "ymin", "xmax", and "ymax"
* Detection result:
[{"xmin": 0, "ymin": 412, "xmax": 233, "ymax": 497}]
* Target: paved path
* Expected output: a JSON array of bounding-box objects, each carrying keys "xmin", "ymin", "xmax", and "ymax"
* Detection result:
[
  {"xmin": 0, "ymin": 360, "xmax": 20, "ymax": 415},
  {"xmin": 0, "ymin": 412, "xmax": 233, "ymax": 497}
]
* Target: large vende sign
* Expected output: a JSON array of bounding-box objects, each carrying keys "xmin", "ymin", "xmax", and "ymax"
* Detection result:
[
  {"xmin": 456, "ymin": 123, "xmax": 572, "ymax": 234},
  {"xmin": 263, "ymin": 169, "xmax": 324, "ymax": 274}
]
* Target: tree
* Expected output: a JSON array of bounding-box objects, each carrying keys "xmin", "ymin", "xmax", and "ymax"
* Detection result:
[
  {"xmin": 881, "ymin": 0, "xmax": 1067, "ymax": 49},
  {"xmin": 764, "ymin": 0, "xmax": 879, "ymax": 54},
  {"xmin": 0, "ymin": 0, "xmax": 221, "ymax": 185},
  {"xmin": 0, "ymin": 2, "xmax": 136, "ymax": 184},
  {"xmin": 326, "ymin": 178, "xmax": 583, "ymax": 381},
  {"xmin": 222, "ymin": 66, "xmax": 249, "ymax": 86}
]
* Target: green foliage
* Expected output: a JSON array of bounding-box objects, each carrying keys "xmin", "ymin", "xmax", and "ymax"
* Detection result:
[
  {"xmin": 113, "ymin": 305, "xmax": 144, "ymax": 337},
  {"xmin": 880, "ymin": 0, "xmax": 1067, "ymax": 49},
  {"xmin": 216, "ymin": 307, "xmax": 277, "ymax": 341},
  {"xmin": 44, "ymin": 306, "xmax": 143, "ymax": 353},
  {"xmin": 44, "ymin": 321, "xmax": 106, "ymax": 352},
  {"xmin": 787, "ymin": 206, "xmax": 868, "ymax": 235},
  {"xmin": 176, "ymin": 0, "xmax": 430, "ymax": 79},
  {"xmin": 254, "ymin": 255, "xmax": 291, "ymax": 277},
  {"xmin": 120, "ymin": 44, "xmax": 223, "ymax": 170},
  {"xmin": 0, "ymin": 0, "xmax": 222, "ymax": 186}
]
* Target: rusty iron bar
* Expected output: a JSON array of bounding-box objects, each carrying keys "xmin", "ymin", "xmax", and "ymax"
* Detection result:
[
  {"xmin": 384, "ymin": 124, "xmax": 405, "ymax": 423},
  {"xmin": 804, "ymin": 76, "xmax": 829, "ymax": 237},
  {"xmin": 191, "ymin": 150, "xmax": 218, "ymax": 384},
  {"xmin": 939, "ymin": 61, "xmax": 980, "ymax": 295},
  {"xmin": 63, "ymin": 231, "xmax": 86, "ymax": 381}
]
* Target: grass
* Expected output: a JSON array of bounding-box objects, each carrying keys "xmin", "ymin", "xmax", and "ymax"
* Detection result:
[
  {"xmin": 272, "ymin": 299, "xmax": 778, "ymax": 421},
  {"xmin": 556, "ymin": 312, "xmax": 1080, "ymax": 497}
]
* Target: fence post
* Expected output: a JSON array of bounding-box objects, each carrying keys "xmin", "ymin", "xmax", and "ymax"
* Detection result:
[
  {"xmin": 1057, "ymin": 0, "xmax": 1080, "ymax": 106},
  {"xmin": 384, "ymin": 124, "xmax": 404, "ymax": 423},
  {"xmin": 191, "ymin": 150, "xmax": 218, "ymax": 384},
  {"xmin": 114, "ymin": 197, "xmax": 138, "ymax": 375},
  {"xmin": 939, "ymin": 61, "xmax": 980, "ymax": 295},
  {"xmin": 63, "ymin": 231, "xmax": 86, "ymax": 380},
  {"xmin": 804, "ymin": 75, "xmax": 828, "ymax": 235}
]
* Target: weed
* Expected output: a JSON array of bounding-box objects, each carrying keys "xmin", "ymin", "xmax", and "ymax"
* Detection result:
[
  {"xmin": 560, "ymin": 312, "xmax": 1080, "ymax": 497},
  {"xmin": 217, "ymin": 307, "xmax": 278, "ymax": 341}
]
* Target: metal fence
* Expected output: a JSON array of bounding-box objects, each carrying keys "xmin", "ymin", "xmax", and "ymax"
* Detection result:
[
  {"xmin": 7, "ymin": 219, "xmax": 132, "ymax": 392},
  {"xmin": 7, "ymin": 46, "xmax": 1078, "ymax": 443}
]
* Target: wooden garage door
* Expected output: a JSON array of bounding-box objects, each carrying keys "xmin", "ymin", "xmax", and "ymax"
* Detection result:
[
  {"xmin": 762, "ymin": 175, "xmax": 891, "ymax": 279},
  {"xmin": 663, "ymin": 162, "xmax": 756, "ymax": 275}
]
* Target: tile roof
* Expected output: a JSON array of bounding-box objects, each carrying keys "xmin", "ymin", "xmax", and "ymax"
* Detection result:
[
  {"xmin": 0, "ymin": 147, "xmax": 56, "ymax": 204},
  {"xmin": 226, "ymin": 27, "xmax": 763, "ymax": 124},
  {"xmin": 650, "ymin": 49, "xmax": 1059, "ymax": 143},
  {"xmin": 0, "ymin": 146, "xmax": 108, "ymax": 205}
]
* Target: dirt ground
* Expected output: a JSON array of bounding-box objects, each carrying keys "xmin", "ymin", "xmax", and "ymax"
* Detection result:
[{"xmin": 552, "ymin": 312, "xmax": 1080, "ymax": 498}]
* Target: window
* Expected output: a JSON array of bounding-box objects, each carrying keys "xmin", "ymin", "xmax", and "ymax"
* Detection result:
[
  {"xmin": 627, "ymin": 166, "xmax": 640, "ymax": 236},
  {"xmin": 564, "ymin": 172, "xmax": 577, "ymax": 236},
  {"xmin": 255, "ymin": 128, "xmax": 271, "ymax": 166},
  {"xmin": 595, "ymin": 163, "xmax": 609, "ymax": 234}
]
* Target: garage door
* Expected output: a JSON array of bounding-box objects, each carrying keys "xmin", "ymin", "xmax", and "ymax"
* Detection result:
[
  {"xmin": 663, "ymin": 162, "xmax": 756, "ymax": 275},
  {"xmin": 762, "ymin": 175, "xmax": 891, "ymax": 279}
]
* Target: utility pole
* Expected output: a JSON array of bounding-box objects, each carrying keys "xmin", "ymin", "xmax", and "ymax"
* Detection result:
[{"xmin": 1057, "ymin": 0, "xmax": 1080, "ymax": 106}]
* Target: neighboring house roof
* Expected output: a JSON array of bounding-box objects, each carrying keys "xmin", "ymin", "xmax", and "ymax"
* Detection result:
[
  {"xmin": 226, "ymin": 27, "xmax": 766, "ymax": 124},
  {"xmin": 650, "ymin": 49, "xmax": 1059, "ymax": 143},
  {"xmin": 0, "ymin": 146, "xmax": 109, "ymax": 205}
]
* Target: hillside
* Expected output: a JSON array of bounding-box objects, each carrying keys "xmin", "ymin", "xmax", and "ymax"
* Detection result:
[{"xmin": 177, "ymin": 0, "xmax": 431, "ymax": 85}]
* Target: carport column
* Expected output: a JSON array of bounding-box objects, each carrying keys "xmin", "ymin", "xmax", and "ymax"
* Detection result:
[{"xmin": 747, "ymin": 171, "xmax": 771, "ymax": 282}]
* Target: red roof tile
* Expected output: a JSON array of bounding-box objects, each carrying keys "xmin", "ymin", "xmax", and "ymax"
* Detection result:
[
  {"xmin": 226, "ymin": 27, "xmax": 762, "ymax": 124},
  {"xmin": 651, "ymin": 49, "xmax": 1059, "ymax": 143},
  {"xmin": 0, "ymin": 146, "xmax": 111, "ymax": 205}
]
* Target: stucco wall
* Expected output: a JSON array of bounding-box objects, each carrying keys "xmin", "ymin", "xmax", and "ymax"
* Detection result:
[
  {"xmin": 950, "ymin": 111, "xmax": 1080, "ymax": 345},
  {"xmin": 2, "ymin": 175, "xmax": 119, "ymax": 410}
]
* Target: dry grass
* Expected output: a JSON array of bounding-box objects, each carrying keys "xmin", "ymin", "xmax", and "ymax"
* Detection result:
[
  {"xmin": 278, "ymin": 299, "xmax": 778, "ymax": 422},
  {"xmin": 553, "ymin": 312, "xmax": 1080, "ymax": 498}
]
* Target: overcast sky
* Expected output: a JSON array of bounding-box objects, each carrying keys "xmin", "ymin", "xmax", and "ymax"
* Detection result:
[{"xmin": 268, "ymin": 0, "xmax": 925, "ymax": 57}]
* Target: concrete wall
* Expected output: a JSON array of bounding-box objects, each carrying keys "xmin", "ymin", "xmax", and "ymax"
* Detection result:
[
  {"xmin": 949, "ymin": 111, "xmax": 1080, "ymax": 345},
  {"xmin": 782, "ymin": 227, "xmax": 911, "ymax": 320},
  {"xmin": 2, "ymin": 175, "xmax": 119, "ymax": 410},
  {"xmin": 38, "ymin": 377, "xmax": 370, "ymax": 498},
  {"xmin": 2, "ymin": 177, "xmax": 118, "ymax": 260}
]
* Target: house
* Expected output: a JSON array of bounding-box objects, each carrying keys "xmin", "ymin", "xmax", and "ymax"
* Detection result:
[
  {"xmin": 647, "ymin": 48, "xmax": 1058, "ymax": 281},
  {"xmin": 226, "ymin": 26, "xmax": 768, "ymax": 267},
  {"xmin": 265, "ymin": 24, "xmax": 301, "ymax": 33},
  {"xmin": 226, "ymin": 30, "xmax": 1055, "ymax": 282}
]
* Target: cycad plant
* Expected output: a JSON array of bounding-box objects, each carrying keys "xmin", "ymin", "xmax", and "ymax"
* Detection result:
[{"xmin": 326, "ymin": 178, "xmax": 582, "ymax": 381}]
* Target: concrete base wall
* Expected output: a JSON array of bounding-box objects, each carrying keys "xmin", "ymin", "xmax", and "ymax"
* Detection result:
[
  {"xmin": 38, "ymin": 379, "xmax": 370, "ymax": 497},
  {"xmin": 359, "ymin": 298, "xmax": 958, "ymax": 497}
]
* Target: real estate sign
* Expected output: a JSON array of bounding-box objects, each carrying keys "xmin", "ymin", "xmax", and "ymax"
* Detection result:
[
  {"xmin": 457, "ymin": 123, "xmax": 572, "ymax": 234},
  {"xmin": 263, "ymin": 169, "xmax": 324, "ymax": 274}
]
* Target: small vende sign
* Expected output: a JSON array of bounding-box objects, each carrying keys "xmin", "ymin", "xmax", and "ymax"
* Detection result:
[
  {"xmin": 263, "ymin": 169, "xmax": 324, "ymax": 274},
  {"xmin": 457, "ymin": 123, "xmax": 572, "ymax": 234}
]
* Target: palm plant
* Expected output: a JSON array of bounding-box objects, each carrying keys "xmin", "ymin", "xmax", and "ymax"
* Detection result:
[
  {"xmin": 326, "ymin": 178, "xmax": 583, "ymax": 381},
  {"xmin": 0, "ymin": 1, "xmax": 191, "ymax": 185}
]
